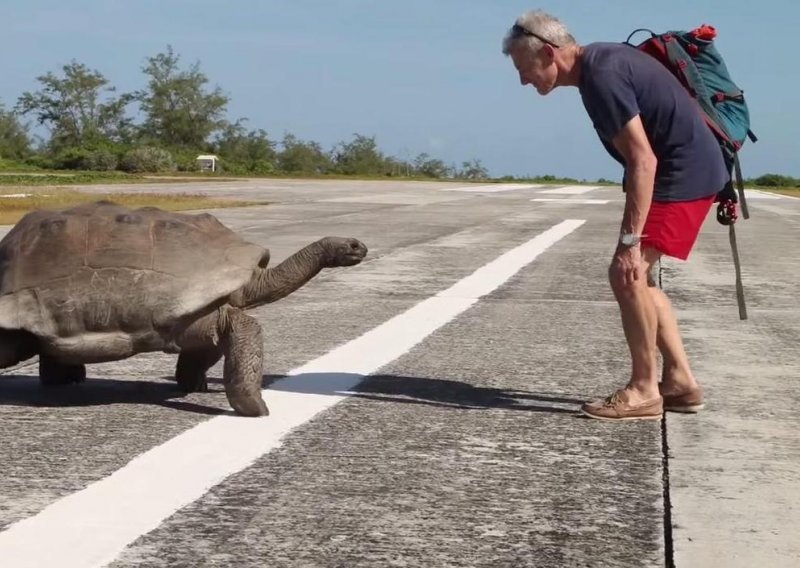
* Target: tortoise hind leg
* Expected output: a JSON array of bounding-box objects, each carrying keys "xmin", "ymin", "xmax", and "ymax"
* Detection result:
[
  {"xmin": 175, "ymin": 349, "xmax": 223, "ymax": 393},
  {"xmin": 39, "ymin": 355, "xmax": 86, "ymax": 387}
]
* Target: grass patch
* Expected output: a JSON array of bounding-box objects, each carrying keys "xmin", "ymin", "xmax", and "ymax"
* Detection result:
[
  {"xmin": 0, "ymin": 189, "xmax": 267, "ymax": 225},
  {"xmin": 0, "ymin": 171, "xmax": 245, "ymax": 186},
  {"xmin": 0, "ymin": 171, "xmax": 146, "ymax": 185}
]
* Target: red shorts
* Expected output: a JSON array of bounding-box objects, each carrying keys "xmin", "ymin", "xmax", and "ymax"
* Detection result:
[{"xmin": 641, "ymin": 194, "xmax": 716, "ymax": 260}]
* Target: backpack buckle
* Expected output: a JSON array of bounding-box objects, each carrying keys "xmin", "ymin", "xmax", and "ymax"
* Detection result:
[{"xmin": 716, "ymin": 199, "xmax": 738, "ymax": 225}]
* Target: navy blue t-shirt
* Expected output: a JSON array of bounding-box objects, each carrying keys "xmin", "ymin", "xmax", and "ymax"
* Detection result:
[{"xmin": 579, "ymin": 42, "xmax": 729, "ymax": 202}]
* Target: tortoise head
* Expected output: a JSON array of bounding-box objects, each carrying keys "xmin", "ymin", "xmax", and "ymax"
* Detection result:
[{"xmin": 321, "ymin": 237, "xmax": 368, "ymax": 268}]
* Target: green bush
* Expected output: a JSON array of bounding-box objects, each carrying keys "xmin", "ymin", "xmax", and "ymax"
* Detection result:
[
  {"xmin": 249, "ymin": 160, "xmax": 274, "ymax": 174},
  {"xmin": 119, "ymin": 147, "xmax": 176, "ymax": 173},
  {"xmin": 220, "ymin": 159, "xmax": 274, "ymax": 175},
  {"xmin": 164, "ymin": 148, "xmax": 203, "ymax": 172},
  {"xmin": 85, "ymin": 149, "xmax": 118, "ymax": 171},
  {"xmin": 52, "ymin": 147, "xmax": 118, "ymax": 171},
  {"xmin": 21, "ymin": 154, "xmax": 57, "ymax": 170},
  {"xmin": 749, "ymin": 174, "xmax": 800, "ymax": 188}
]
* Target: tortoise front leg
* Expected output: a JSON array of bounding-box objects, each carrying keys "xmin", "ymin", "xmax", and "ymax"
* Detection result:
[
  {"xmin": 175, "ymin": 349, "xmax": 223, "ymax": 393},
  {"xmin": 177, "ymin": 307, "xmax": 267, "ymax": 417},
  {"xmin": 220, "ymin": 307, "xmax": 268, "ymax": 417},
  {"xmin": 39, "ymin": 355, "xmax": 86, "ymax": 386}
]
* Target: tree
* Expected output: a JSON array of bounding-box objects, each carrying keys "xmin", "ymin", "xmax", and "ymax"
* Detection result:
[
  {"xmin": 414, "ymin": 152, "xmax": 451, "ymax": 178},
  {"xmin": 332, "ymin": 133, "xmax": 389, "ymax": 175},
  {"xmin": 0, "ymin": 104, "xmax": 32, "ymax": 160},
  {"xmin": 276, "ymin": 133, "xmax": 332, "ymax": 174},
  {"xmin": 213, "ymin": 120, "xmax": 276, "ymax": 174},
  {"xmin": 385, "ymin": 156, "xmax": 413, "ymax": 177},
  {"xmin": 458, "ymin": 158, "xmax": 489, "ymax": 180},
  {"xmin": 16, "ymin": 61, "xmax": 134, "ymax": 150},
  {"xmin": 137, "ymin": 46, "xmax": 229, "ymax": 149}
]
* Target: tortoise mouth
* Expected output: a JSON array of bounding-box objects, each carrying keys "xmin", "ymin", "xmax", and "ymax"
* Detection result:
[{"xmin": 342, "ymin": 248, "xmax": 367, "ymax": 266}]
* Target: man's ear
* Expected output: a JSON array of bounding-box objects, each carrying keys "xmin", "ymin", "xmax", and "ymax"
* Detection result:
[{"xmin": 541, "ymin": 44, "xmax": 556, "ymax": 61}]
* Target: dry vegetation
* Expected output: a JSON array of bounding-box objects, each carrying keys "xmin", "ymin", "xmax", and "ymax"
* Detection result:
[
  {"xmin": 765, "ymin": 188, "xmax": 800, "ymax": 198},
  {"xmin": 0, "ymin": 188, "xmax": 266, "ymax": 225}
]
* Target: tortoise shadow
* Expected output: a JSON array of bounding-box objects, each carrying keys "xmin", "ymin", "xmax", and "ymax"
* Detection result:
[{"xmin": 0, "ymin": 374, "xmax": 224, "ymax": 416}]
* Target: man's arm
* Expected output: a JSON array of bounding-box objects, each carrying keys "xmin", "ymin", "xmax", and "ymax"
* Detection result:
[{"xmin": 612, "ymin": 114, "xmax": 657, "ymax": 237}]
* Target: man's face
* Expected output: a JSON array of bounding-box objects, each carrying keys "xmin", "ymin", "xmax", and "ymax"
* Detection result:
[{"xmin": 509, "ymin": 42, "xmax": 557, "ymax": 95}]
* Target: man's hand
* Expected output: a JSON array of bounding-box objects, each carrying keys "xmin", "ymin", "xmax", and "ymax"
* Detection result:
[{"xmin": 612, "ymin": 244, "xmax": 643, "ymax": 287}]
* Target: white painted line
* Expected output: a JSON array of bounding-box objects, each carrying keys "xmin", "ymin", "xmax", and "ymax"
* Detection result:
[
  {"xmin": 532, "ymin": 198, "xmax": 610, "ymax": 205},
  {"xmin": 442, "ymin": 183, "xmax": 544, "ymax": 193},
  {"xmin": 0, "ymin": 219, "xmax": 586, "ymax": 568},
  {"xmin": 538, "ymin": 185, "xmax": 600, "ymax": 195}
]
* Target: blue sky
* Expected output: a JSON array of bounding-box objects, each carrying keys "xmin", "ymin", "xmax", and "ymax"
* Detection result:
[{"xmin": 3, "ymin": 0, "xmax": 797, "ymax": 179}]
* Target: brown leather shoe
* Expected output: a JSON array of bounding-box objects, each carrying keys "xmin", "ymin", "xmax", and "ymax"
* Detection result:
[
  {"xmin": 581, "ymin": 389, "xmax": 663, "ymax": 421},
  {"xmin": 659, "ymin": 385, "xmax": 705, "ymax": 413}
]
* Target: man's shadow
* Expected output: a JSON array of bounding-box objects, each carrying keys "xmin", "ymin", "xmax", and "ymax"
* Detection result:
[
  {"xmin": 0, "ymin": 372, "xmax": 583, "ymax": 416},
  {"xmin": 257, "ymin": 373, "xmax": 582, "ymax": 414}
]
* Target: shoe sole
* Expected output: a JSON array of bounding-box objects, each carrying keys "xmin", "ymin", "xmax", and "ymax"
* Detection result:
[
  {"xmin": 664, "ymin": 403, "xmax": 705, "ymax": 413},
  {"xmin": 580, "ymin": 409, "xmax": 664, "ymax": 421}
]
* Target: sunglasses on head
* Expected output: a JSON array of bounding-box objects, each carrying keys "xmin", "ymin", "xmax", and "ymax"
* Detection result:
[{"xmin": 512, "ymin": 24, "xmax": 560, "ymax": 48}]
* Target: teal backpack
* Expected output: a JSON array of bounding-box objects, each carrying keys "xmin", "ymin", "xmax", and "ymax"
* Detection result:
[
  {"xmin": 625, "ymin": 24, "xmax": 757, "ymax": 226},
  {"xmin": 625, "ymin": 25, "xmax": 755, "ymax": 319}
]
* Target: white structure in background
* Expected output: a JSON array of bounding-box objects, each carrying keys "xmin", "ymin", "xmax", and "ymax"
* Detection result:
[{"xmin": 196, "ymin": 154, "xmax": 219, "ymax": 172}]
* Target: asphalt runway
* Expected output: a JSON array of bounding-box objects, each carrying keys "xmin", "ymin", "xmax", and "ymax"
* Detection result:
[{"xmin": 1, "ymin": 179, "xmax": 798, "ymax": 567}]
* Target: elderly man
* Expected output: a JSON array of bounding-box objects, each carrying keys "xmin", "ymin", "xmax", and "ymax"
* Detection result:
[{"xmin": 502, "ymin": 10, "xmax": 727, "ymax": 421}]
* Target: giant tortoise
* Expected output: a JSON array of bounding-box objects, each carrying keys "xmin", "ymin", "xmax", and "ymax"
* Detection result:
[{"xmin": 0, "ymin": 200, "xmax": 367, "ymax": 416}]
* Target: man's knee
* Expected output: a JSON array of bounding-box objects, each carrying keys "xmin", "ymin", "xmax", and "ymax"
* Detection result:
[
  {"xmin": 607, "ymin": 247, "xmax": 662, "ymax": 295},
  {"xmin": 607, "ymin": 261, "xmax": 635, "ymax": 297}
]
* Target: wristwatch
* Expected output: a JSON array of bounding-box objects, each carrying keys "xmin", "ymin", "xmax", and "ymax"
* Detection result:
[{"xmin": 619, "ymin": 232, "xmax": 642, "ymax": 247}]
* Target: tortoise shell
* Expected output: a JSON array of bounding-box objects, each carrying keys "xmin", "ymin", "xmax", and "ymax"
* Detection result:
[{"xmin": 0, "ymin": 201, "xmax": 268, "ymax": 341}]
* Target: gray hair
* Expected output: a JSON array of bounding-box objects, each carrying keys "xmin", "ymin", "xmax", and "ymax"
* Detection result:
[{"xmin": 501, "ymin": 10, "xmax": 576, "ymax": 55}]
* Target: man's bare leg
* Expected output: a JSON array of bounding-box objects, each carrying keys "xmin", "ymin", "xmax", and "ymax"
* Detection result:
[
  {"xmin": 643, "ymin": 249, "xmax": 701, "ymax": 396},
  {"xmin": 581, "ymin": 245, "xmax": 664, "ymax": 420},
  {"xmin": 609, "ymin": 246, "xmax": 660, "ymax": 404}
]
